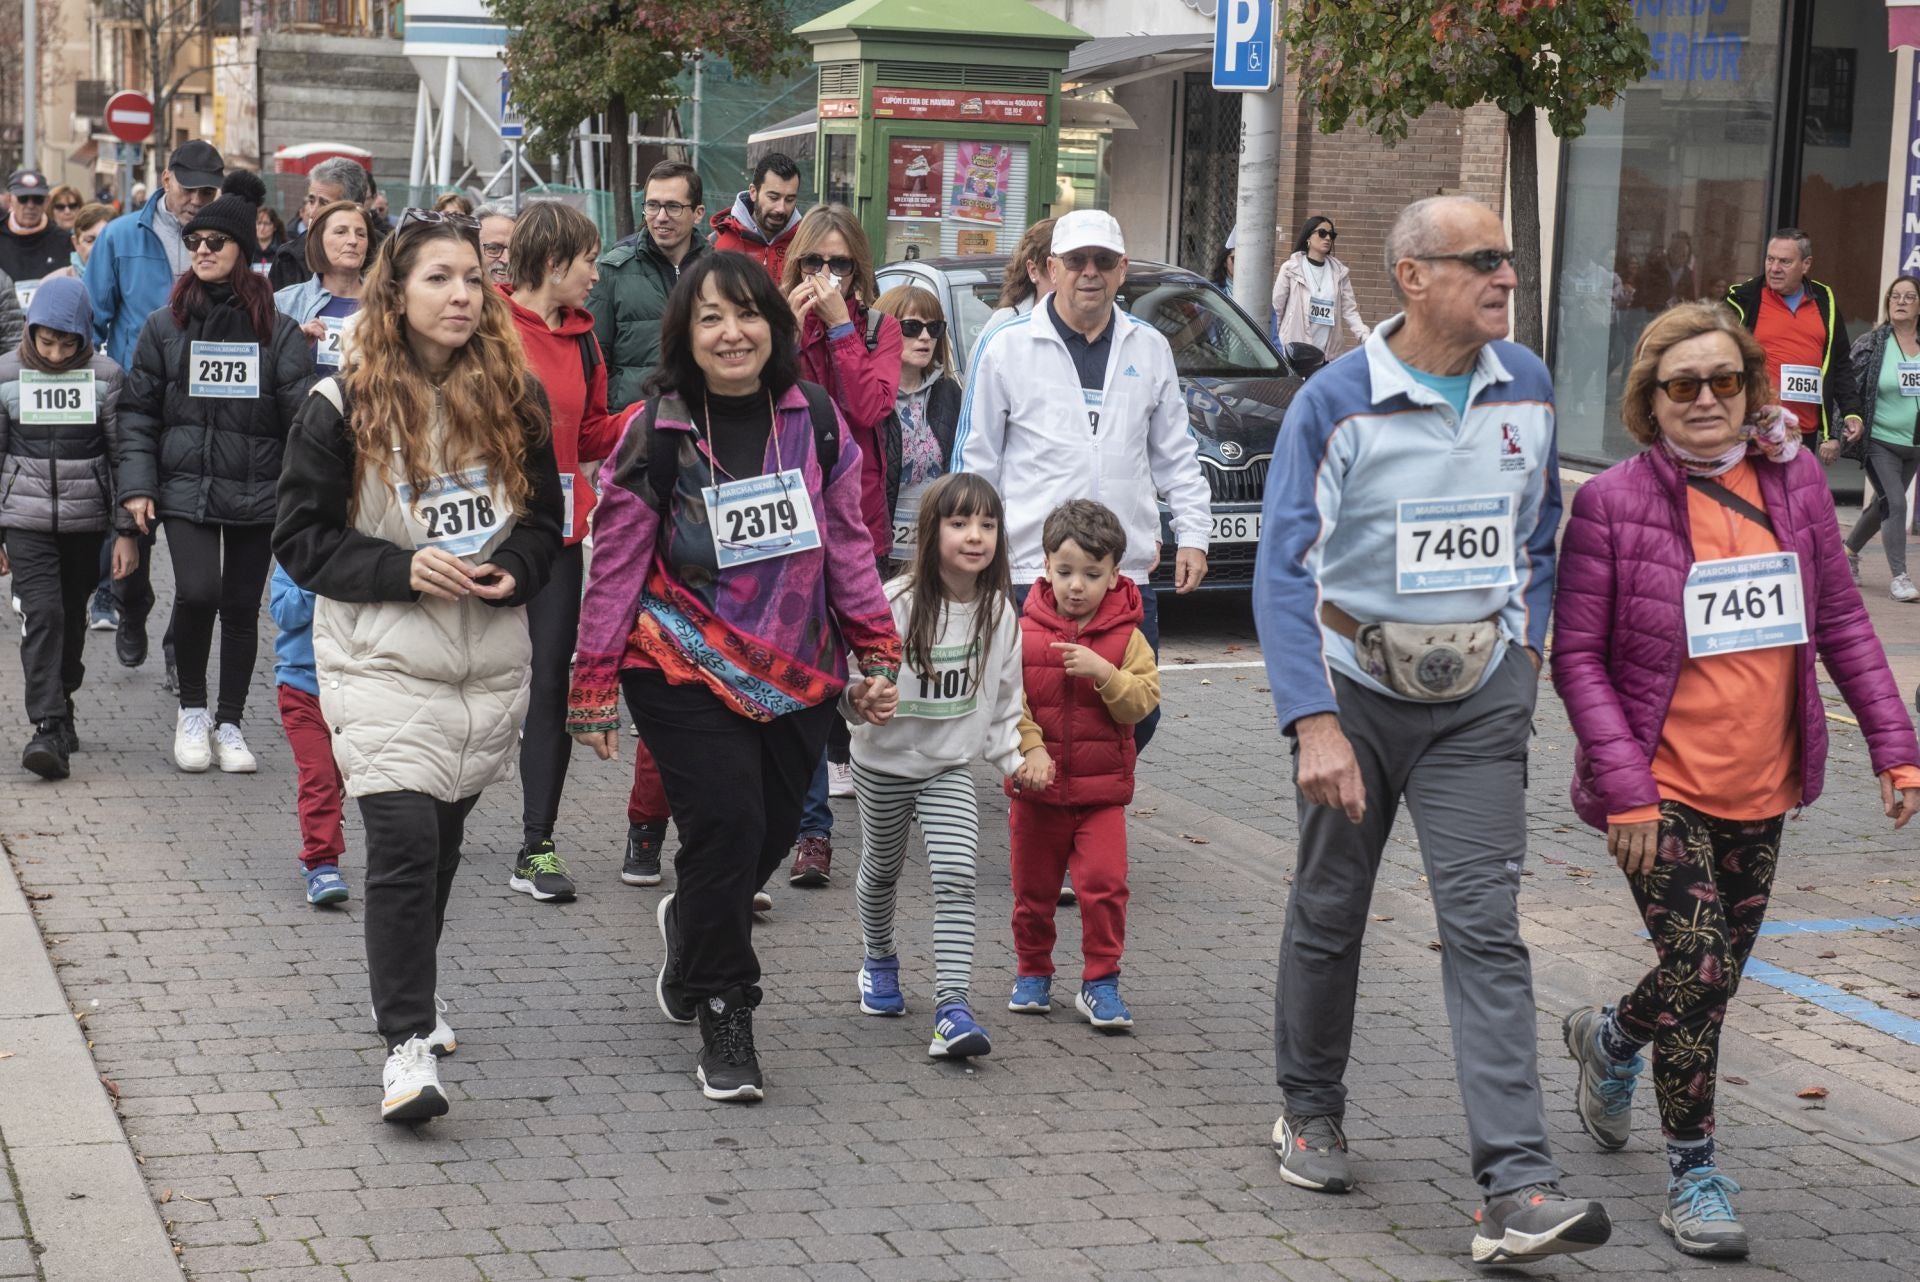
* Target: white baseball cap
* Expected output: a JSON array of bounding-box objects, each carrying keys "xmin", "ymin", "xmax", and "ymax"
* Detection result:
[{"xmin": 1051, "ymin": 209, "xmax": 1126, "ymax": 257}]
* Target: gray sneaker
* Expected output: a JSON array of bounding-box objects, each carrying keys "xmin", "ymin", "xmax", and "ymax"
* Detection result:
[
  {"xmin": 1562, "ymin": 1005, "xmax": 1642, "ymax": 1151},
  {"xmin": 1471, "ymin": 1183, "xmax": 1611, "ymax": 1264},
  {"xmin": 1270, "ymin": 1112, "xmax": 1352, "ymax": 1193},
  {"xmin": 1662, "ymin": 1169, "xmax": 1749, "ymax": 1258}
]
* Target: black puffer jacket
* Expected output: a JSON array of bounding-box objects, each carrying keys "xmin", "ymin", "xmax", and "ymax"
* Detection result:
[{"xmin": 117, "ymin": 305, "xmax": 315, "ymax": 525}]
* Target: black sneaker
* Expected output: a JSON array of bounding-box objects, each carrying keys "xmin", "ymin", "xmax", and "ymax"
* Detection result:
[
  {"xmin": 59, "ymin": 702, "xmax": 79, "ymax": 754},
  {"xmin": 509, "ymin": 839, "xmax": 577, "ymax": 902},
  {"xmin": 22, "ymin": 720, "xmax": 70, "ymax": 780},
  {"xmin": 116, "ymin": 616, "xmax": 148, "ymax": 668},
  {"xmin": 622, "ymin": 821, "xmax": 666, "ymax": 886},
  {"xmin": 1471, "ymin": 1183, "xmax": 1611, "ymax": 1264},
  {"xmin": 655, "ymin": 893, "xmax": 696, "ymax": 1023},
  {"xmin": 696, "ymin": 985, "xmax": 765, "ymax": 1102}
]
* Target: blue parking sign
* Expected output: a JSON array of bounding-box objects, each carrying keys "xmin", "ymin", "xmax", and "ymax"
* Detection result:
[{"xmin": 1213, "ymin": 0, "xmax": 1275, "ymax": 92}]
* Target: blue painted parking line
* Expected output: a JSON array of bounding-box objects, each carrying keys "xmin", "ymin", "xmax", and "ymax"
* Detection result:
[
  {"xmin": 1741, "ymin": 959, "xmax": 1920, "ymax": 1047},
  {"xmin": 1755, "ymin": 915, "xmax": 1920, "ymax": 936}
]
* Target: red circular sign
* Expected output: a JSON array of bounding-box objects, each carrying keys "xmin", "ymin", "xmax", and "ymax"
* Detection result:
[{"xmin": 104, "ymin": 91, "xmax": 154, "ymax": 144}]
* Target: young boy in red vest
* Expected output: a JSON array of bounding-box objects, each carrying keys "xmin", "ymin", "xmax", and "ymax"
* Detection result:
[{"xmin": 1005, "ymin": 499, "xmax": 1161, "ymax": 1030}]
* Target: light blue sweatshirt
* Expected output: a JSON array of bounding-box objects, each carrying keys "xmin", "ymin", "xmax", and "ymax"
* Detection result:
[
  {"xmin": 1252, "ymin": 315, "xmax": 1560, "ymax": 733},
  {"xmin": 269, "ymin": 563, "xmax": 318, "ymax": 696}
]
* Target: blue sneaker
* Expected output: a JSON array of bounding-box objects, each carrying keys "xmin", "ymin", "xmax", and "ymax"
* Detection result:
[
  {"xmin": 1008, "ymin": 974, "xmax": 1052, "ymax": 1013},
  {"xmin": 929, "ymin": 1001, "xmax": 991, "ymax": 1058},
  {"xmin": 859, "ymin": 955, "xmax": 906, "ymax": 1016},
  {"xmin": 304, "ymin": 865, "xmax": 350, "ymax": 906},
  {"xmin": 1076, "ymin": 976, "xmax": 1133, "ymax": 1031}
]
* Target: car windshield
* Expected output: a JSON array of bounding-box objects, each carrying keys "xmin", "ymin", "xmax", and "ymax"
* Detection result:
[{"xmin": 955, "ymin": 275, "xmax": 1280, "ymax": 375}]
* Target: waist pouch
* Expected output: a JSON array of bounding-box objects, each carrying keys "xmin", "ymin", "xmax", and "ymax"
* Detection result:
[{"xmin": 1353, "ymin": 620, "xmax": 1501, "ymax": 701}]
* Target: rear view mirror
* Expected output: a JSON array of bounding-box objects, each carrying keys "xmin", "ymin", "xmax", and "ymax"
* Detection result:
[{"xmin": 1285, "ymin": 342, "xmax": 1327, "ymax": 379}]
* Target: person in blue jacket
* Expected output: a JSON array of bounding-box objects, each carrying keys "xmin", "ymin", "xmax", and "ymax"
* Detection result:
[
  {"xmin": 270, "ymin": 563, "xmax": 350, "ymax": 905},
  {"xmin": 84, "ymin": 140, "xmax": 225, "ymax": 675}
]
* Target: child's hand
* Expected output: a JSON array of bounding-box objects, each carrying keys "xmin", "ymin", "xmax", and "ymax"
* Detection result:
[
  {"xmin": 856, "ymin": 675, "xmax": 898, "ymax": 725},
  {"xmin": 1014, "ymin": 746, "xmax": 1054, "ymax": 792},
  {"xmin": 1051, "ymin": 641, "xmax": 1116, "ymax": 685},
  {"xmin": 844, "ymin": 676, "xmax": 869, "ymax": 711},
  {"xmin": 111, "ymin": 536, "xmax": 139, "ymax": 580}
]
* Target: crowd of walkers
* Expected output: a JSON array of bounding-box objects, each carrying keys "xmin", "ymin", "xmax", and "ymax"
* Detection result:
[{"xmin": 4, "ymin": 142, "xmax": 1919, "ymax": 1269}]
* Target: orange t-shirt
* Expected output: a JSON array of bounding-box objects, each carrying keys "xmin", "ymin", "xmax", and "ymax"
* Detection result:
[
  {"xmin": 1608, "ymin": 459, "xmax": 1920, "ymax": 825},
  {"xmin": 1754, "ymin": 287, "xmax": 1828, "ymax": 431}
]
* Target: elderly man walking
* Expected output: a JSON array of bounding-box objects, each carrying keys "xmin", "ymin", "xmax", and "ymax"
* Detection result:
[{"xmin": 1253, "ymin": 196, "xmax": 1611, "ymax": 1265}]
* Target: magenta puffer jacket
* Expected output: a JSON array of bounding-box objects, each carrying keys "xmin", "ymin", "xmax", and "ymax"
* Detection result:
[{"xmin": 1553, "ymin": 443, "xmax": 1917, "ymax": 830}]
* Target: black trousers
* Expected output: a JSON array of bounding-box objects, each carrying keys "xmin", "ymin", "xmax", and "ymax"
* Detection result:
[
  {"xmin": 10, "ymin": 529, "xmax": 98, "ymax": 724},
  {"xmin": 166, "ymin": 520, "xmax": 274, "ymax": 723},
  {"xmin": 361, "ymin": 790, "xmax": 480, "ymax": 1050},
  {"xmin": 624, "ymin": 668, "xmax": 835, "ymax": 997},
  {"xmin": 519, "ymin": 541, "xmax": 585, "ymax": 846}
]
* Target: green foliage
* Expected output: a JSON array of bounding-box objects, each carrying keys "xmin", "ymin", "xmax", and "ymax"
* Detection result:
[
  {"xmin": 491, "ymin": 0, "xmax": 803, "ymax": 157},
  {"xmin": 1282, "ymin": 0, "xmax": 1653, "ymax": 143}
]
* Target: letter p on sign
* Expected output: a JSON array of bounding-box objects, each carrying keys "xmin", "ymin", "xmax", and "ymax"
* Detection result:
[{"xmin": 1213, "ymin": 0, "xmax": 1275, "ymax": 92}]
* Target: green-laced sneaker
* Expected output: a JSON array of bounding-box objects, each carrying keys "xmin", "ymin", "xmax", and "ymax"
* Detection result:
[
  {"xmin": 1662, "ymin": 1169, "xmax": 1748, "ymax": 1258},
  {"xmin": 510, "ymin": 840, "xmax": 577, "ymax": 902}
]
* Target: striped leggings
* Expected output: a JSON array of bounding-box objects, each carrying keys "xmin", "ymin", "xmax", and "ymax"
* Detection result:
[{"xmin": 853, "ymin": 761, "xmax": 980, "ymax": 1007}]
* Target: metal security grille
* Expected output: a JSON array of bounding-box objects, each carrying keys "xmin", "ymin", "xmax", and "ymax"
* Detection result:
[
  {"xmin": 818, "ymin": 63, "xmax": 862, "ymax": 98},
  {"xmin": 1178, "ymin": 72, "xmax": 1241, "ymax": 277},
  {"xmin": 1203, "ymin": 456, "xmax": 1269, "ymax": 504},
  {"xmin": 873, "ymin": 61, "xmax": 1051, "ymax": 90}
]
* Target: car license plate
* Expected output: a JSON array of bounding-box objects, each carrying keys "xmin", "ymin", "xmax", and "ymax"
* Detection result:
[{"xmin": 1211, "ymin": 512, "xmax": 1261, "ymax": 543}]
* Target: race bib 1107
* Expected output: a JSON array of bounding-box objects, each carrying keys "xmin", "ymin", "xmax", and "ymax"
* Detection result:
[{"xmin": 898, "ymin": 640, "xmax": 979, "ymax": 720}]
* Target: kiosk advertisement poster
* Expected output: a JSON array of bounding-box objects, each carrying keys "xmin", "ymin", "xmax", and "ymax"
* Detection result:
[
  {"xmin": 950, "ymin": 142, "xmax": 1011, "ymax": 226},
  {"xmin": 885, "ymin": 222, "xmax": 940, "ymax": 261},
  {"xmin": 887, "ymin": 140, "xmax": 945, "ymax": 220}
]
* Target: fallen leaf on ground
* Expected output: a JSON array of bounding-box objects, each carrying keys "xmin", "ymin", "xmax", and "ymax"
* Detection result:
[
  {"xmin": 1902, "ymin": 991, "xmax": 1920, "ymax": 1000},
  {"xmin": 1199, "ymin": 679, "xmax": 1212, "ymax": 685},
  {"xmin": 99, "ymin": 1075, "xmax": 119, "ymax": 1101},
  {"xmin": 1255, "ymin": 686, "xmax": 1270, "ymax": 693},
  {"xmin": 1372, "ymin": 915, "xmax": 1394, "ymax": 922},
  {"xmin": 157, "ymin": 1189, "xmax": 172, "ymax": 1204},
  {"xmin": 1175, "ymin": 656, "xmax": 1196, "ymax": 665},
  {"xmin": 23, "ymin": 890, "xmax": 50, "ymax": 901},
  {"xmin": 1796, "ymin": 1086, "xmax": 1829, "ymax": 1100},
  {"xmin": 1179, "ymin": 833, "xmax": 1211, "ymax": 845},
  {"xmin": 1541, "ymin": 855, "xmax": 1567, "ymax": 865},
  {"xmin": 1224, "ymin": 643, "xmax": 1243, "ymax": 653},
  {"xmin": 1427, "ymin": 940, "xmax": 1444, "ymax": 951},
  {"xmin": 1796, "ymin": 884, "xmax": 1817, "ymax": 892},
  {"xmin": 0, "ymin": 1051, "xmax": 12, "ymax": 1060},
  {"xmin": 1724, "ymin": 1075, "xmax": 1748, "ymax": 1085},
  {"xmin": 1817, "ymin": 951, "xmax": 1837, "ymax": 959},
  {"xmin": 1132, "ymin": 807, "xmax": 1158, "ymax": 817}
]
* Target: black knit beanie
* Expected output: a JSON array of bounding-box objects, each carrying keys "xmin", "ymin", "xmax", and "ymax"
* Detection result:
[{"xmin": 183, "ymin": 194, "xmax": 260, "ymax": 259}]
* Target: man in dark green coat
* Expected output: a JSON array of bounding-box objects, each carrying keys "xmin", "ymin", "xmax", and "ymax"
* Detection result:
[{"xmin": 588, "ymin": 160, "xmax": 708, "ymax": 417}]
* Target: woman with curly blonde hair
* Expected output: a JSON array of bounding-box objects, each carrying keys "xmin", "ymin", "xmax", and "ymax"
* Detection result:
[
  {"xmin": 273, "ymin": 210, "xmax": 564, "ymax": 1124},
  {"xmin": 1552, "ymin": 300, "xmax": 1920, "ymax": 1258}
]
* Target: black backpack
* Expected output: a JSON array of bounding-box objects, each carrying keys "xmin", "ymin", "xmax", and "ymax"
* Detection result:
[
  {"xmin": 862, "ymin": 310, "xmax": 905, "ymax": 517},
  {"xmin": 644, "ymin": 381, "xmax": 840, "ymax": 507}
]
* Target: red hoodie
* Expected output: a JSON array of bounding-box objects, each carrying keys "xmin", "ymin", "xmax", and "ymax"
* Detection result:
[
  {"xmin": 798, "ymin": 302, "xmax": 902, "ymax": 560},
  {"xmin": 502, "ymin": 286, "xmax": 619, "ymax": 545}
]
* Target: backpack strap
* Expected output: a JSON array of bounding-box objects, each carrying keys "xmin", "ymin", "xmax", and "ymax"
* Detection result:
[
  {"xmin": 577, "ymin": 332, "xmax": 600, "ymax": 392},
  {"xmin": 310, "ymin": 376, "xmax": 345, "ymax": 415},
  {"xmin": 642, "ymin": 399, "xmax": 675, "ymax": 508},
  {"xmin": 1686, "ymin": 475, "xmax": 1775, "ymax": 535},
  {"xmin": 864, "ymin": 308, "xmax": 884, "ymax": 351},
  {"xmin": 797, "ymin": 380, "xmax": 840, "ymax": 472}
]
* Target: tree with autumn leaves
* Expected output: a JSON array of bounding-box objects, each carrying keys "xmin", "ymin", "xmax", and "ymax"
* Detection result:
[
  {"xmin": 1282, "ymin": 0, "xmax": 1652, "ymax": 352},
  {"xmin": 492, "ymin": 0, "xmax": 799, "ymax": 239}
]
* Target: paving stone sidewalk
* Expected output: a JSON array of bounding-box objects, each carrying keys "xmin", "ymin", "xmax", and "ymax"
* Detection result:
[
  {"xmin": 0, "ymin": 1145, "xmax": 40, "ymax": 1281},
  {"xmin": 0, "ymin": 563, "xmax": 1917, "ymax": 1280}
]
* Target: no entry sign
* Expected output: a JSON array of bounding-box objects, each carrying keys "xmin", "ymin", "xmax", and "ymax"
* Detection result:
[{"xmin": 105, "ymin": 91, "xmax": 154, "ymax": 144}]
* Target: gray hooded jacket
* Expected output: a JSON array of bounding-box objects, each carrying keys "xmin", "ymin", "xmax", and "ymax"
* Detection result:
[{"xmin": 0, "ymin": 277, "xmax": 127, "ymax": 534}]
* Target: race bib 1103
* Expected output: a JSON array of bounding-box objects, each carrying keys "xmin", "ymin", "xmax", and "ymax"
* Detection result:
[{"xmin": 18, "ymin": 370, "xmax": 96, "ymax": 425}]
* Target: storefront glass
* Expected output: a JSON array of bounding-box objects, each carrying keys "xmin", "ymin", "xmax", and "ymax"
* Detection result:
[{"xmin": 1550, "ymin": 1, "xmax": 1787, "ymax": 463}]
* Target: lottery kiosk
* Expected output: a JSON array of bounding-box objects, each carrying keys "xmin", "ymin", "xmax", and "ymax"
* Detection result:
[{"xmin": 792, "ymin": 0, "xmax": 1088, "ymax": 262}]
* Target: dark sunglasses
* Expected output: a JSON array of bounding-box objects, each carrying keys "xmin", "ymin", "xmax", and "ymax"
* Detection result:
[
  {"xmin": 798, "ymin": 254, "xmax": 857, "ymax": 277},
  {"xmin": 897, "ymin": 318, "xmax": 947, "ymax": 340},
  {"xmin": 1058, "ymin": 250, "xmax": 1121, "ymax": 273},
  {"xmin": 1654, "ymin": 371, "xmax": 1747, "ymax": 403},
  {"xmin": 1313, "ymin": 227, "xmax": 1337, "ymax": 241},
  {"xmin": 12, "ymin": 194, "xmax": 45, "ymax": 205},
  {"xmin": 51, "ymin": 201, "xmax": 81, "ymax": 212},
  {"xmin": 182, "ymin": 232, "xmax": 232, "ymax": 253},
  {"xmin": 1416, "ymin": 248, "xmax": 1517, "ymax": 274}
]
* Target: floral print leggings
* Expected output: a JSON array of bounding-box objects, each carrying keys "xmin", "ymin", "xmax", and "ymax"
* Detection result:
[{"xmin": 1611, "ymin": 800, "xmax": 1785, "ymax": 1142}]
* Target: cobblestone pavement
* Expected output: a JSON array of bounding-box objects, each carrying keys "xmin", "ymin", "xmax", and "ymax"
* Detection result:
[
  {"xmin": 0, "ymin": 536, "xmax": 1918, "ymax": 1281},
  {"xmin": 0, "ymin": 1142, "xmax": 39, "ymax": 1280}
]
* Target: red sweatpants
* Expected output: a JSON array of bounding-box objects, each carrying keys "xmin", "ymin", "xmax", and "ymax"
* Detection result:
[
  {"xmin": 277, "ymin": 684, "xmax": 345, "ymax": 871},
  {"xmin": 627, "ymin": 735, "xmax": 669, "ymax": 826},
  {"xmin": 1008, "ymin": 797, "xmax": 1129, "ymax": 981}
]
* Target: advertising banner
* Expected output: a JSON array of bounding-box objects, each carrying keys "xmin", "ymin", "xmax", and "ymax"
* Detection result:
[
  {"xmin": 949, "ymin": 142, "xmax": 1011, "ymax": 226},
  {"xmin": 886, "ymin": 140, "xmax": 945, "ymax": 220}
]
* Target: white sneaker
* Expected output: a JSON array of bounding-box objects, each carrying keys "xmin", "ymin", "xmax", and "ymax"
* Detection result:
[
  {"xmin": 1893, "ymin": 574, "xmax": 1919, "ymax": 603},
  {"xmin": 828, "ymin": 760, "xmax": 855, "ymax": 797},
  {"xmin": 173, "ymin": 708, "xmax": 213, "ymax": 772},
  {"xmin": 212, "ymin": 721, "xmax": 257, "ymax": 773},
  {"xmin": 380, "ymin": 1036, "xmax": 449, "ymax": 1122},
  {"xmin": 371, "ymin": 993, "xmax": 455, "ymax": 1056},
  {"xmin": 753, "ymin": 891, "xmax": 773, "ymax": 913}
]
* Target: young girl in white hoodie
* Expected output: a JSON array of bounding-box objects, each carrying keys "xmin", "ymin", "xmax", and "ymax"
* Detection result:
[{"xmin": 845, "ymin": 471, "xmax": 1040, "ymax": 1060}]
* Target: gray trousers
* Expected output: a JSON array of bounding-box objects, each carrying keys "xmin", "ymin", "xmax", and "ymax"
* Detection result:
[
  {"xmin": 1274, "ymin": 648, "xmax": 1558, "ymax": 1195},
  {"xmin": 1846, "ymin": 439, "xmax": 1917, "ymax": 578}
]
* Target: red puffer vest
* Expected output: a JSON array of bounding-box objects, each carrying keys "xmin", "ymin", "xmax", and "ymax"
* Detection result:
[{"xmin": 1006, "ymin": 575, "xmax": 1144, "ymax": 808}]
